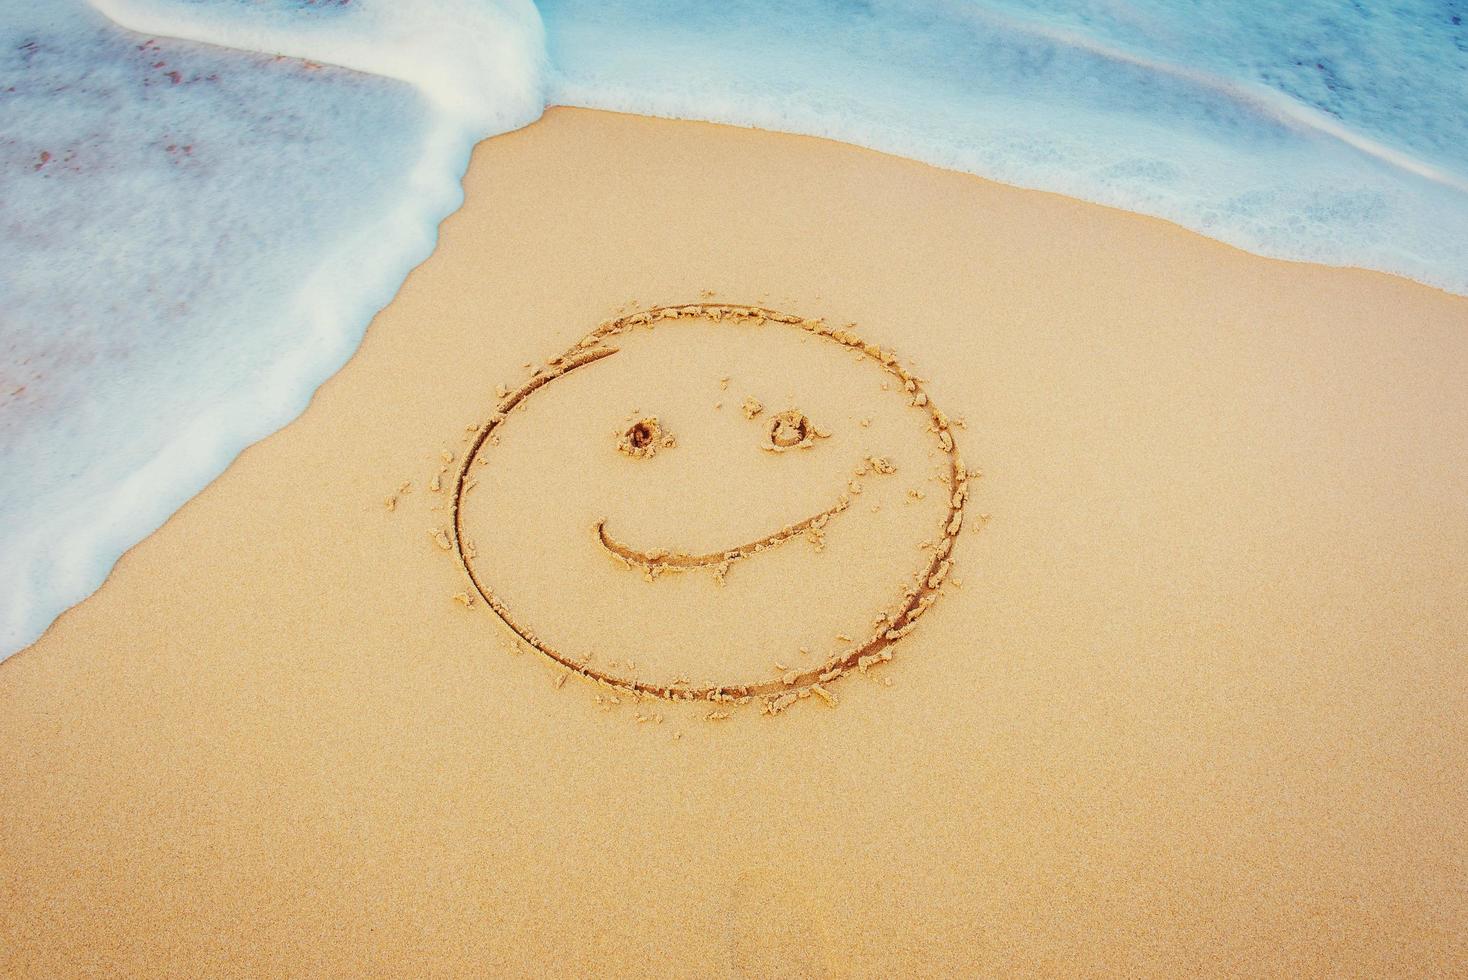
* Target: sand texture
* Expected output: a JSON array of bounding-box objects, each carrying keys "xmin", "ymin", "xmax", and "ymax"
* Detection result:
[{"xmin": 3, "ymin": 108, "xmax": 1466, "ymax": 977}]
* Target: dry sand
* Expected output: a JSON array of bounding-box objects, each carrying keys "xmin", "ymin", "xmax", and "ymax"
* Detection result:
[{"xmin": 2, "ymin": 107, "xmax": 1466, "ymax": 977}]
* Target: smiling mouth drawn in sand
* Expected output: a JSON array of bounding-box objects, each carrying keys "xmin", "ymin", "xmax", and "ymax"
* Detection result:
[
  {"xmin": 594, "ymin": 487, "xmax": 848, "ymax": 577},
  {"xmin": 596, "ymin": 410, "xmax": 888, "ymax": 580},
  {"xmin": 444, "ymin": 303, "xmax": 970, "ymax": 713}
]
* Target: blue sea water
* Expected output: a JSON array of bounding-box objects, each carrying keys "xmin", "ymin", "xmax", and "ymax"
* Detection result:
[
  {"xmin": 544, "ymin": 0, "xmax": 1468, "ymax": 275},
  {"xmin": 1, "ymin": 0, "xmax": 1465, "ymax": 656}
]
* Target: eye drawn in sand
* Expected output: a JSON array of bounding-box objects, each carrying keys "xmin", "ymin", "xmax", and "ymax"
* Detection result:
[
  {"xmin": 445, "ymin": 303, "xmax": 970, "ymax": 714},
  {"xmin": 616, "ymin": 417, "xmax": 674, "ymax": 459}
]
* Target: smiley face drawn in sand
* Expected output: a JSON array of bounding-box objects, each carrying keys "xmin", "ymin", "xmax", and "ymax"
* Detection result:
[{"xmin": 448, "ymin": 304, "xmax": 968, "ymax": 713}]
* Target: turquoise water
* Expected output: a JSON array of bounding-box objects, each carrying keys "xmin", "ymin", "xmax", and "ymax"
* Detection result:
[
  {"xmin": 545, "ymin": 0, "xmax": 1468, "ymax": 276},
  {"xmin": 2, "ymin": 0, "xmax": 1465, "ymax": 655}
]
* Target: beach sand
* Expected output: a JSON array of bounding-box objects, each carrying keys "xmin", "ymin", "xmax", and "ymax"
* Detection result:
[{"xmin": 2, "ymin": 107, "xmax": 1466, "ymax": 977}]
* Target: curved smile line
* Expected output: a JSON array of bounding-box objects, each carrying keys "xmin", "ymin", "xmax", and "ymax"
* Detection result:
[{"xmin": 596, "ymin": 494, "xmax": 851, "ymax": 577}]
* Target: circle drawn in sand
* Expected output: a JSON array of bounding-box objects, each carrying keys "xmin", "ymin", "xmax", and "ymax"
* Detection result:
[{"xmin": 449, "ymin": 304, "xmax": 969, "ymax": 713}]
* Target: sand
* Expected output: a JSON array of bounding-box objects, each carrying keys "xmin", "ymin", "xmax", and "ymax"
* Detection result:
[{"xmin": 2, "ymin": 107, "xmax": 1466, "ymax": 977}]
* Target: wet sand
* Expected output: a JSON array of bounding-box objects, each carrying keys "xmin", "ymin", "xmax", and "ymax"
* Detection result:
[{"xmin": 2, "ymin": 107, "xmax": 1466, "ymax": 977}]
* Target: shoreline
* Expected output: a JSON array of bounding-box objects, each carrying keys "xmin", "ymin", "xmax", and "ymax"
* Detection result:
[
  {"xmin": 3, "ymin": 107, "xmax": 1465, "ymax": 976},
  {"xmin": 6, "ymin": 99, "xmax": 1466, "ymax": 667}
]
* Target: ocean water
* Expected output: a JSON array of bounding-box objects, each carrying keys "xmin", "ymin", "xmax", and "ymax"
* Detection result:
[
  {"xmin": 1, "ymin": 0, "xmax": 1465, "ymax": 657},
  {"xmin": 543, "ymin": 0, "xmax": 1468, "ymax": 277}
]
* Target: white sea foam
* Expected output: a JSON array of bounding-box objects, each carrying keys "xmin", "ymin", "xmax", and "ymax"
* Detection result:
[
  {"xmin": 92, "ymin": 0, "xmax": 546, "ymax": 130},
  {"xmin": 2, "ymin": 0, "xmax": 1465, "ymax": 657},
  {"xmin": 0, "ymin": 0, "xmax": 542, "ymax": 656}
]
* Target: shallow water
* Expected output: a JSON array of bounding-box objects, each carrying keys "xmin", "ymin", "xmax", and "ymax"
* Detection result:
[{"xmin": 2, "ymin": 0, "xmax": 1465, "ymax": 656}]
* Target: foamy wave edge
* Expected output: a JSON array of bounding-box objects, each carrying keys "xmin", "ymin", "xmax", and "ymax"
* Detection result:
[{"xmin": 3, "ymin": 0, "xmax": 546, "ymax": 656}]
